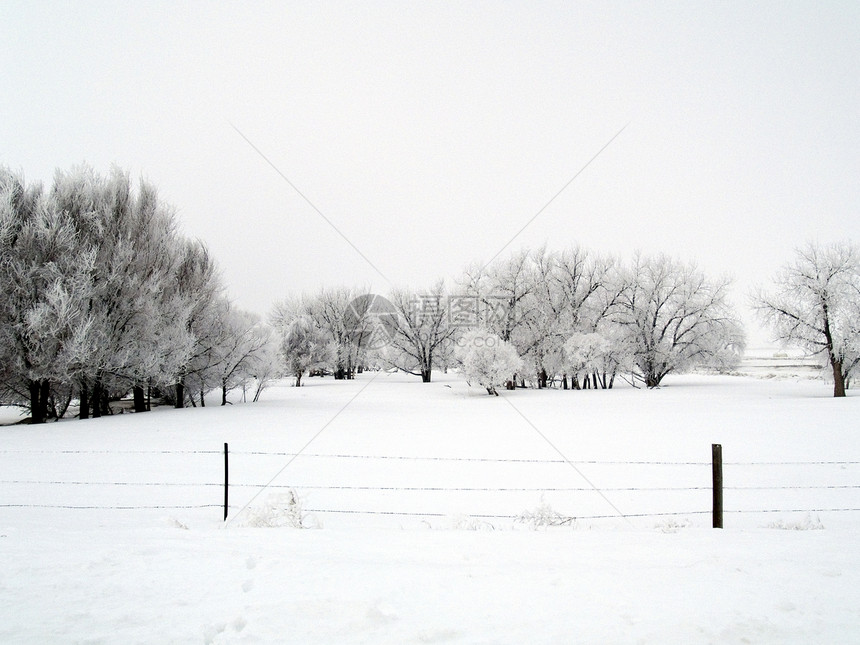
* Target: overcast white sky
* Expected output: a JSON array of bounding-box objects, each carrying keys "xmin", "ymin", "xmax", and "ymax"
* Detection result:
[{"xmin": 2, "ymin": 1, "xmax": 858, "ymax": 344}]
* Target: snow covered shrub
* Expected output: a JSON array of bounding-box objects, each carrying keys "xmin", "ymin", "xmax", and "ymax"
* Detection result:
[
  {"xmin": 655, "ymin": 517, "xmax": 691, "ymax": 533},
  {"xmin": 515, "ymin": 501, "xmax": 576, "ymax": 529},
  {"xmin": 279, "ymin": 316, "xmax": 332, "ymax": 387},
  {"xmin": 445, "ymin": 514, "xmax": 496, "ymax": 531},
  {"xmin": 241, "ymin": 490, "xmax": 319, "ymax": 529},
  {"xmin": 766, "ymin": 514, "xmax": 824, "ymax": 531},
  {"xmin": 456, "ymin": 328, "xmax": 523, "ymax": 395}
]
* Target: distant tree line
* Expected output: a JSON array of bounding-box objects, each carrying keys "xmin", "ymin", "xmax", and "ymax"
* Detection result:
[
  {"xmin": 0, "ymin": 165, "xmax": 278, "ymax": 423},
  {"xmin": 273, "ymin": 246, "xmax": 747, "ymax": 393},
  {"xmin": 273, "ymin": 241, "xmax": 860, "ymax": 398}
]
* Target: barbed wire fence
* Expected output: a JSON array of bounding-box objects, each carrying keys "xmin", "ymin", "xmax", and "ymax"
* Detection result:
[{"xmin": 1, "ymin": 446, "xmax": 859, "ymax": 527}]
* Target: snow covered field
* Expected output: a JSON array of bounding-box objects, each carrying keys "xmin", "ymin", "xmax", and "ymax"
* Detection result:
[{"xmin": 1, "ymin": 371, "xmax": 859, "ymax": 643}]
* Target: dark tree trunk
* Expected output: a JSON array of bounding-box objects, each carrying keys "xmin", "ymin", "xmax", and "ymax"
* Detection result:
[
  {"xmin": 79, "ymin": 381, "xmax": 90, "ymax": 420},
  {"xmin": 40, "ymin": 380, "xmax": 50, "ymax": 421},
  {"xmin": 295, "ymin": 371, "xmax": 303, "ymax": 387},
  {"xmin": 831, "ymin": 358, "xmax": 846, "ymax": 397},
  {"xmin": 822, "ymin": 303, "xmax": 846, "ymax": 397},
  {"xmin": 91, "ymin": 380, "xmax": 103, "ymax": 418},
  {"xmin": 29, "ymin": 380, "xmax": 47, "ymax": 424},
  {"xmin": 537, "ymin": 368, "xmax": 548, "ymax": 389},
  {"xmin": 421, "ymin": 368, "xmax": 432, "ymax": 383},
  {"xmin": 175, "ymin": 381, "xmax": 185, "ymax": 409},
  {"xmin": 56, "ymin": 389, "xmax": 73, "ymax": 419},
  {"xmin": 562, "ymin": 374, "xmax": 568, "ymax": 390},
  {"xmin": 221, "ymin": 381, "xmax": 228, "ymax": 406},
  {"xmin": 99, "ymin": 387, "xmax": 111, "ymax": 416},
  {"xmin": 133, "ymin": 386, "xmax": 146, "ymax": 413},
  {"xmin": 200, "ymin": 388, "xmax": 205, "ymax": 407}
]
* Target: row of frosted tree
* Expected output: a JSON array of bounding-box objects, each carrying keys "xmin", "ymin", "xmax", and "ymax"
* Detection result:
[
  {"xmin": 274, "ymin": 241, "xmax": 860, "ymax": 398},
  {"xmin": 0, "ymin": 165, "xmax": 278, "ymax": 423},
  {"xmin": 4, "ymin": 163, "xmax": 857, "ymax": 425},
  {"xmin": 274, "ymin": 247, "xmax": 747, "ymax": 394}
]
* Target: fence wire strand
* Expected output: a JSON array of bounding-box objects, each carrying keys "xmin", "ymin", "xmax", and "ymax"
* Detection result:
[{"xmin": 2, "ymin": 447, "xmax": 859, "ymax": 520}]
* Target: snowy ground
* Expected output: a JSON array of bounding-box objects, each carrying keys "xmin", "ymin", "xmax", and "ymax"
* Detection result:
[{"xmin": 1, "ymin": 369, "xmax": 858, "ymax": 643}]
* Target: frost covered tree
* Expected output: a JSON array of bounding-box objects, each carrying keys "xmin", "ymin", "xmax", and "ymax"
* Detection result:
[
  {"xmin": 384, "ymin": 281, "xmax": 457, "ymax": 382},
  {"xmin": 212, "ymin": 305, "xmax": 274, "ymax": 404},
  {"xmin": 561, "ymin": 258, "xmax": 631, "ymax": 389},
  {"xmin": 1, "ymin": 165, "xmax": 196, "ymax": 419},
  {"xmin": 456, "ymin": 329, "xmax": 523, "ymax": 395},
  {"xmin": 755, "ymin": 241, "xmax": 860, "ymax": 397},
  {"xmin": 306, "ymin": 288, "xmax": 355, "ymax": 379},
  {"xmin": 244, "ymin": 337, "xmax": 281, "ymax": 402},
  {"xmin": 459, "ymin": 247, "xmax": 622, "ymax": 389},
  {"xmin": 271, "ymin": 287, "xmax": 372, "ymax": 380},
  {"xmin": 612, "ymin": 254, "xmax": 745, "ymax": 388},
  {"xmin": 170, "ymin": 241, "xmax": 225, "ymax": 407},
  {"xmin": 279, "ymin": 315, "xmax": 332, "ymax": 387},
  {"xmin": 50, "ymin": 165, "xmax": 194, "ymax": 416},
  {"xmin": 0, "ymin": 169, "xmax": 95, "ymax": 422},
  {"xmin": 458, "ymin": 250, "xmax": 536, "ymax": 387},
  {"xmin": 460, "ymin": 250, "xmax": 536, "ymax": 345},
  {"xmin": 520, "ymin": 248, "xmax": 566, "ymax": 388},
  {"xmin": 1, "ymin": 162, "xmax": 263, "ymax": 418},
  {"xmin": 553, "ymin": 247, "xmax": 613, "ymax": 332},
  {"xmin": 521, "ymin": 247, "xmax": 615, "ymax": 388}
]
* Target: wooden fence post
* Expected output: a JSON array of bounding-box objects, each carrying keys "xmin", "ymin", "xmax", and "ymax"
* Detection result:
[
  {"xmin": 712, "ymin": 443, "xmax": 723, "ymax": 529},
  {"xmin": 224, "ymin": 442, "xmax": 229, "ymax": 521}
]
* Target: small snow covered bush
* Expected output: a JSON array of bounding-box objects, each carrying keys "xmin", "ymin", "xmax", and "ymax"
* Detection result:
[
  {"xmin": 241, "ymin": 489, "xmax": 320, "ymax": 529},
  {"xmin": 766, "ymin": 514, "xmax": 824, "ymax": 531},
  {"xmin": 515, "ymin": 501, "xmax": 576, "ymax": 529},
  {"xmin": 445, "ymin": 514, "xmax": 496, "ymax": 531},
  {"xmin": 279, "ymin": 316, "xmax": 333, "ymax": 387},
  {"xmin": 456, "ymin": 328, "xmax": 523, "ymax": 395},
  {"xmin": 655, "ymin": 517, "xmax": 691, "ymax": 533}
]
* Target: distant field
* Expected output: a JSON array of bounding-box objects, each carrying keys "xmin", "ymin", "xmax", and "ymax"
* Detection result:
[{"xmin": 734, "ymin": 346, "xmax": 822, "ymax": 380}]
